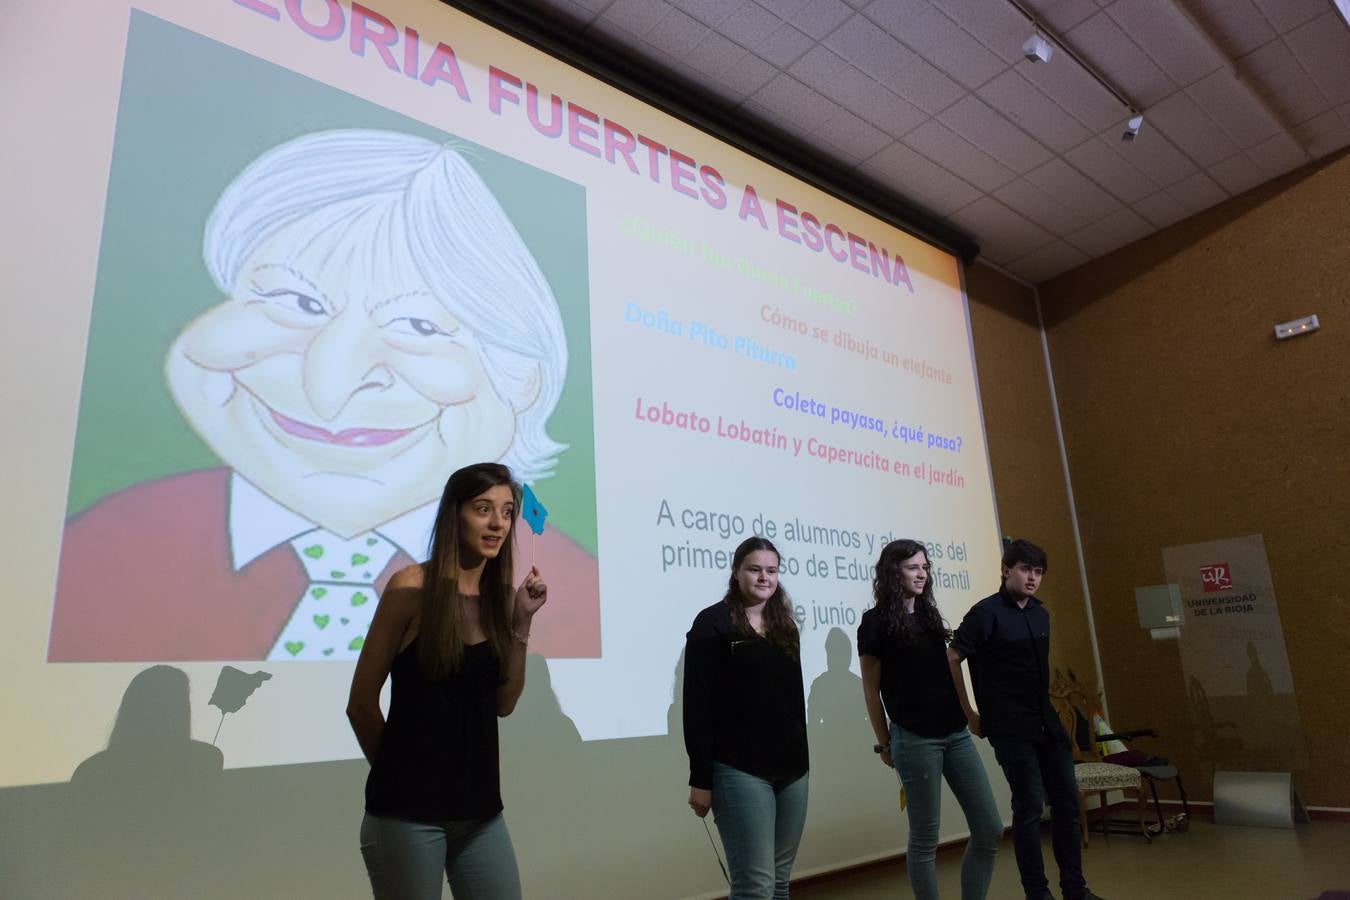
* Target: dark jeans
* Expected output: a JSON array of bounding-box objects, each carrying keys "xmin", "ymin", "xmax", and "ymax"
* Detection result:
[{"xmin": 989, "ymin": 732, "xmax": 1087, "ymax": 900}]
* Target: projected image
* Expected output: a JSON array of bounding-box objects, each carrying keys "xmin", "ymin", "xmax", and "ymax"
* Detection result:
[{"xmin": 47, "ymin": 14, "xmax": 599, "ymax": 663}]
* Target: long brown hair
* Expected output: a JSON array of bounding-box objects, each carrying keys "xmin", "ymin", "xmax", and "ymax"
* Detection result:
[
  {"xmin": 723, "ymin": 537, "xmax": 800, "ymax": 658},
  {"xmin": 872, "ymin": 539, "xmax": 950, "ymax": 644},
  {"xmin": 417, "ymin": 463, "xmax": 519, "ymax": 679}
]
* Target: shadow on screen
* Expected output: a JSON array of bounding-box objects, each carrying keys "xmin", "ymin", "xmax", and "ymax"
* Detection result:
[{"xmin": 0, "ymin": 636, "xmax": 900, "ymax": 897}]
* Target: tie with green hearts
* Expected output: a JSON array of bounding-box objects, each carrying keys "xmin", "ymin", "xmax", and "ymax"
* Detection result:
[{"xmin": 267, "ymin": 531, "xmax": 398, "ymax": 661}]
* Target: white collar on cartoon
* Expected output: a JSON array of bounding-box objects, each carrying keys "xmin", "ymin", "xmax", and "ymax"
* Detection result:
[{"xmin": 228, "ymin": 472, "xmax": 435, "ymax": 570}]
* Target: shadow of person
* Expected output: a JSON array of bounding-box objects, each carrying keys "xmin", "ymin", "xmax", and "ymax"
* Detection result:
[
  {"xmin": 803, "ymin": 626, "xmax": 877, "ymax": 818},
  {"xmin": 1244, "ymin": 640, "xmax": 1274, "ymax": 701},
  {"xmin": 510, "ymin": 653, "xmax": 582, "ymax": 743},
  {"xmin": 71, "ymin": 665, "xmax": 224, "ymax": 790},
  {"xmin": 666, "ymin": 646, "xmax": 686, "ymax": 745},
  {"xmin": 499, "ymin": 653, "xmax": 587, "ymax": 828},
  {"xmin": 1243, "ymin": 640, "xmax": 1278, "ymax": 761},
  {"xmin": 807, "ymin": 627, "xmax": 869, "ymax": 732},
  {"xmin": 1187, "ymin": 675, "xmax": 1243, "ymax": 782},
  {"xmin": 60, "ymin": 665, "xmax": 227, "ymax": 897}
]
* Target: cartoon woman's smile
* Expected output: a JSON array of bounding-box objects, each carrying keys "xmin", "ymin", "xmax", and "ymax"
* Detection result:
[{"xmin": 264, "ymin": 404, "xmax": 420, "ymax": 448}]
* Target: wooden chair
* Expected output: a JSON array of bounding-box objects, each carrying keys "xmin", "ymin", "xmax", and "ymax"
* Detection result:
[
  {"xmin": 1065, "ymin": 668, "xmax": 1191, "ymax": 834},
  {"xmin": 1049, "ymin": 670, "xmax": 1151, "ymax": 848}
]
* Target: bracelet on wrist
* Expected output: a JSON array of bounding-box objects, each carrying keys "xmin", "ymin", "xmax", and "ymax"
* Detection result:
[{"xmin": 510, "ymin": 628, "xmax": 530, "ymax": 646}]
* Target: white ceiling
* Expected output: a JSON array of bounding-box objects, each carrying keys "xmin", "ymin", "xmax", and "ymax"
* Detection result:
[{"xmin": 512, "ymin": 0, "xmax": 1350, "ymax": 282}]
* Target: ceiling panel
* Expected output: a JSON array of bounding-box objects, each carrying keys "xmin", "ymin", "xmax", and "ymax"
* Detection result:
[
  {"xmin": 1005, "ymin": 239, "xmax": 1093, "ymax": 282},
  {"xmin": 1065, "ymin": 11, "xmax": 1179, "ymax": 107},
  {"xmin": 1187, "ymin": 0, "xmax": 1277, "ymax": 57},
  {"xmin": 1063, "ymin": 206, "xmax": 1153, "ymax": 257},
  {"xmin": 758, "ymin": 21, "xmax": 818, "ymax": 66},
  {"xmin": 1246, "ymin": 131, "xmax": 1310, "ymax": 177},
  {"xmin": 1167, "ymin": 170, "xmax": 1229, "ymax": 212},
  {"xmin": 788, "ymin": 43, "xmax": 851, "ymax": 85},
  {"xmin": 1104, "ymin": 0, "xmax": 1227, "ymax": 86},
  {"xmin": 600, "ymin": 0, "xmax": 676, "ymax": 39},
  {"xmin": 938, "ymin": 95, "xmax": 1055, "ymax": 173},
  {"xmin": 515, "ymin": 0, "xmax": 1350, "ymax": 282},
  {"xmin": 820, "ymin": 66, "xmax": 930, "ymax": 137},
  {"xmin": 1284, "ymin": 11, "xmax": 1350, "ymax": 107},
  {"xmin": 941, "ymin": 0, "xmax": 1039, "ymax": 64},
  {"xmin": 903, "ymin": 119, "xmax": 1018, "ymax": 191},
  {"xmin": 1209, "ymin": 151, "xmax": 1267, "ymax": 194},
  {"xmin": 759, "ymin": 0, "xmax": 814, "ymax": 16},
  {"xmin": 1249, "ymin": 0, "xmax": 1328, "ymax": 33},
  {"xmin": 895, "ymin": 5, "xmax": 1007, "ymax": 91},
  {"xmin": 858, "ymin": 0, "xmax": 932, "ymax": 35},
  {"xmin": 789, "ymin": 0, "xmax": 855, "ymax": 39},
  {"xmin": 1015, "ymin": 55, "xmax": 1123, "ymax": 132},
  {"xmin": 976, "ymin": 68, "xmax": 1094, "ymax": 152},
  {"xmin": 1132, "ymin": 189, "xmax": 1191, "ymax": 229},
  {"xmin": 722, "ymin": 2, "xmax": 784, "ymax": 47},
  {"xmin": 1064, "ymin": 137, "xmax": 1161, "ymax": 203},
  {"xmin": 719, "ymin": 51, "xmax": 779, "ymax": 96},
  {"xmin": 684, "ymin": 31, "xmax": 750, "ymax": 80},
  {"xmin": 1025, "ymin": 156, "xmax": 1123, "ymax": 222},
  {"xmin": 1027, "ymin": 0, "xmax": 1100, "ymax": 33},
  {"xmin": 1146, "ymin": 90, "xmax": 1242, "ymax": 166},
  {"xmin": 669, "ymin": 0, "xmax": 746, "ymax": 27},
  {"xmin": 947, "ymin": 196, "xmax": 1057, "ymax": 263},
  {"xmin": 993, "ymin": 177, "xmax": 1094, "ymax": 233},
  {"xmin": 862, "ymin": 140, "xmax": 983, "ymax": 215},
  {"xmin": 645, "ymin": 8, "xmax": 711, "ymax": 56},
  {"xmin": 1097, "ymin": 120, "xmax": 1197, "ymax": 188},
  {"xmin": 1296, "ymin": 108, "xmax": 1350, "ymax": 158}
]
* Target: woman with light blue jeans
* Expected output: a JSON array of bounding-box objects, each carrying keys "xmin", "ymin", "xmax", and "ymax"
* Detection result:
[
  {"xmin": 685, "ymin": 537, "xmax": 809, "ymax": 899},
  {"xmin": 859, "ymin": 540, "xmax": 1003, "ymax": 900},
  {"xmin": 347, "ymin": 464, "xmax": 550, "ymax": 899}
]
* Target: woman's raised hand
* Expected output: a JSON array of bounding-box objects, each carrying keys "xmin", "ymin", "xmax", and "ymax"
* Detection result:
[{"xmin": 514, "ymin": 567, "xmax": 547, "ymax": 623}]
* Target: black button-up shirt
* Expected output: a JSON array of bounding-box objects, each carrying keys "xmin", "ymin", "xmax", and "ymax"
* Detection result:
[{"xmin": 951, "ymin": 588, "xmax": 1065, "ymax": 742}]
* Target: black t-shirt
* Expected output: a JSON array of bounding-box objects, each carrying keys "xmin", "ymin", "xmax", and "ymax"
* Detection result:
[
  {"xmin": 683, "ymin": 600, "xmax": 809, "ymax": 790},
  {"xmin": 857, "ymin": 607, "xmax": 966, "ymax": 738},
  {"xmin": 365, "ymin": 639, "xmax": 503, "ymax": 822}
]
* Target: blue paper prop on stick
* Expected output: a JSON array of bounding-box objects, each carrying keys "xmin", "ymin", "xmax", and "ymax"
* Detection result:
[
  {"xmin": 520, "ymin": 483, "xmax": 548, "ymax": 569},
  {"xmin": 521, "ymin": 483, "xmax": 548, "ymax": 535}
]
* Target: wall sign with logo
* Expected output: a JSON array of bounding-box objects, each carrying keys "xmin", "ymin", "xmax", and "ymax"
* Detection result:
[{"xmin": 1162, "ymin": 534, "xmax": 1308, "ymax": 779}]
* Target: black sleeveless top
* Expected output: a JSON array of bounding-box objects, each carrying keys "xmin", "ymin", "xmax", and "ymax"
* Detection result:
[{"xmin": 364, "ymin": 639, "xmax": 503, "ymax": 822}]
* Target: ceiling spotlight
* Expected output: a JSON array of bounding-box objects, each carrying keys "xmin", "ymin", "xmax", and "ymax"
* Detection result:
[
  {"xmin": 1022, "ymin": 32, "xmax": 1053, "ymax": 63},
  {"xmin": 1121, "ymin": 114, "xmax": 1144, "ymax": 142}
]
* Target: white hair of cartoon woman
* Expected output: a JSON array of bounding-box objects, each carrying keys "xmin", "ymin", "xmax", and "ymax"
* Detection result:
[{"xmin": 203, "ymin": 129, "xmax": 568, "ymax": 481}]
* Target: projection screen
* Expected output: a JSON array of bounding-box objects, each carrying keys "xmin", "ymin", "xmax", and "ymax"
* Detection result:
[{"xmin": 0, "ymin": 1, "xmax": 1008, "ymax": 897}]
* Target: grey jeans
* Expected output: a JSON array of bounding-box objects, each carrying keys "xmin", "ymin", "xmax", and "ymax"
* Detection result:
[{"xmin": 359, "ymin": 811, "xmax": 521, "ymax": 900}]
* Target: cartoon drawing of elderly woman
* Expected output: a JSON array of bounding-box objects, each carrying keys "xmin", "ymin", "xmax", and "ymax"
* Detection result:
[{"xmin": 50, "ymin": 130, "xmax": 599, "ymax": 662}]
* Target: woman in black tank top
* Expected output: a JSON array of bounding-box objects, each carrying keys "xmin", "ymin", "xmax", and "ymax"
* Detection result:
[{"xmin": 347, "ymin": 463, "xmax": 548, "ymax": 900}]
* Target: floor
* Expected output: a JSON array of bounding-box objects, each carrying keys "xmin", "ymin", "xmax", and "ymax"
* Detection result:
[{"xmin": 794, "ymin": 820, "xmax": 1350, "ymax": 899}]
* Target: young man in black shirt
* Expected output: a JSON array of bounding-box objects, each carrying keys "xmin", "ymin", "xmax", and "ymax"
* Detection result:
[{"xmin": 947, "ymin": 539, "xmax": 1106, "ymax": 900}]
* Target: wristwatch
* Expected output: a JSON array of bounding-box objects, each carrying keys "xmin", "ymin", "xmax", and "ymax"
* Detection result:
[{"xmin": 873, "ymin": 743, "xmax": 886, "ymax": 754}]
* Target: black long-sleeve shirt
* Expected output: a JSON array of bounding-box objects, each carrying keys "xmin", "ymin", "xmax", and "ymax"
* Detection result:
[{"xmin": 682, "ymin": 600, "xmax": 808, "ymax": 790}]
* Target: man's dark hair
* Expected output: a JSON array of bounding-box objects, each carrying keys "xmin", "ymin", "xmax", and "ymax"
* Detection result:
[{"xmin": 1001, "ymin": 538, "xmax": 1048, "ymax": 573}]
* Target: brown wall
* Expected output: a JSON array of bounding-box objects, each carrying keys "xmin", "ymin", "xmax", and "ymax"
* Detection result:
[
  {"xmin": 1038, "ymin": 150, "xmax": 1350, "ymax": 806},
  {"xmin": 963, "ymin": 263, "xmax": 1100, "ymax": 694}
]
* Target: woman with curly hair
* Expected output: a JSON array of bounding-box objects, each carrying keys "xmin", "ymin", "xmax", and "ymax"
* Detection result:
[{"xmin": 858, "ymin": 539, "xmax": 1002, "ymax": 900}]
